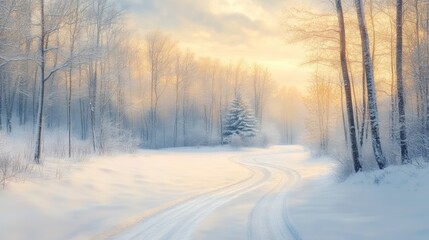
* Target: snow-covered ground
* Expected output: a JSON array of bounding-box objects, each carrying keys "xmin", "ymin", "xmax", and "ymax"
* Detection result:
[
  {"xmin": 290, "ymin": 161, "xmax": 429, "ymax": 240},
  {"xmin": 0, "ymin": 145, "xmax": 428, "ymax": 239}
]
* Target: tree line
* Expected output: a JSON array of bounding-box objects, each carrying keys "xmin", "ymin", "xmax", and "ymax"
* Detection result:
[
  {"xmin": 286, "ymin": 0, "xmax": 429, "ymax": 172},
  {"xmin": 0, "ymin": 0, "xmax": 303, "ymax": 163}
]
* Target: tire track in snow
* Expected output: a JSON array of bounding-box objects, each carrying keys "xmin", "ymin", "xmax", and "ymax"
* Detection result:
[
  {"xmin": 109, "ymin": 149, "xmax": 303, "ymax": 240},
  {"xmin": 246, "ymin": 158, "xmax": 302, "ymax": 240},
  {"xmin": 109, "ymin": 152, "xmax": 277, "ymax": 240}
]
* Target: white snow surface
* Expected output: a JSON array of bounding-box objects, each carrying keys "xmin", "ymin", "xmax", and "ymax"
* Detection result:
[{"xmin": 0, "ymin": 145, "xmax": 428, "ymax": 239}]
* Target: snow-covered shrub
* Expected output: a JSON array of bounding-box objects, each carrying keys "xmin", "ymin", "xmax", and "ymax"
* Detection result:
[
  {"xmin": 42, "ymin": 130, "xmax": 92, "ymax": 161},
  {"xmin": 0, "ymin": 135, "xmax": 32, "ymax": 190},
  {"xmin": 44, "ymin": 131, "xmax": 69, "ymax": 158},
  {"xmin": 0, "ymin": 153, "xmax": 32, "ymax": 189},
  {"xmin": 99, "ymin": 118, "xmax": 139, "ymax": 153}
]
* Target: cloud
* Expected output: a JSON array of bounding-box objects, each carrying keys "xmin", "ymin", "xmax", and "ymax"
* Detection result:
[
  {"xmin": 119, "ymin": 0, "xmax": 318, "ymax": 89},
  {"xmin": 121, "ymin": 0, "xmax": 275, "ymax": 44}
]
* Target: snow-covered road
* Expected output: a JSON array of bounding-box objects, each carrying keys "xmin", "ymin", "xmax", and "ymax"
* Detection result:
[
  {"xmin": 1, "ymin": 145, "xmax": 331, "ymax": 240},
  {"xmin": 111, "ymin": 147, "xmax": 306, "ymax": 240},
  {"xmin": 3, "ymin": 145, "xmax": 428, "ymax": 240}
]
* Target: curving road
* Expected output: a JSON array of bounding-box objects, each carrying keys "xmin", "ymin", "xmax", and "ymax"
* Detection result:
[{"xmin": 109, "ymin": 147, "xmax": 304, "ymax": 240}]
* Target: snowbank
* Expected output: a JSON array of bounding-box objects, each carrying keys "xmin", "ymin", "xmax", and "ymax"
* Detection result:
[{"xmin": 290, "ymin": 161, "xmax": 429, "ymax": 240}]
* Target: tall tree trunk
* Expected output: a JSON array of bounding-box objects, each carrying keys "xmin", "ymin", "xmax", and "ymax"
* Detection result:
[
  {"xmin": 346, "ymin": 54, "xmax": 360, "ymax": 133},
  {"xmin": 0, "ymin": 76, "xmax": 3, "ymax": 131},
  {"xmin": 67, "ymin": 68, "xmax": 72, "ymax": 158},
  {"xmin": 89, "ymin": 64, "xmax": 97, "ymax": 152},
  {"xmin": 34, "ymin": 0, "xmax": 46, "ymax": 164},
  {"xmin": 415, "ymin": 0, "xmax": 426, "ymax": 154},
  {"xmin": 182, "ymin": 87, "xmax": 187, "ymax": 146},
  {"xmin": 17, "ymin": 81, "xmax": 25, "ymax": 125},
  {"xmin": 396, "ymin": 0, "xmax": 410, "ymax": 163},
  {"xmin": 174, "ymin": 69, "xmax": 179, "ymax": 147},
  {"xmin": 5, "ymin": 76, "xmax": 18, "ymax": 134},
  {"xmin": 340, "ymin": 80, "xmax": 349, "ymax": 147},
  {"xmin": 219, "ymin": 97, "xmax": 223, "ymax": 145},
  {"xmin": 359, "ymin": 71, "xmax": 368, "ymax": 147},
  {"xmin": 67, "ymin": 0, "xmax": 80, "ymax": 158},
  {"xmin": 354, "ymin": 0, "xmax": 387, "ymax": 169},
  {"xmin": 78, "ymin": 64, "xmax": 86, "ymax": 140},
  {"xmin": 424, "ymin": 0, "xmax": 429, "ymax": 159},
  {"xmin": 336, "ymin": 0, "xmax": 362, "ymax": 172},
  {"xmin": 390, "ymin": 20, "xmax": 397, "ymax": 142}
]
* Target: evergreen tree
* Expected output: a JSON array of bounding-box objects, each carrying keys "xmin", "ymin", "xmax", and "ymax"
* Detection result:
[{"xmin": 223, "ymin": 94, "xmax": 258, "ymax": 144}]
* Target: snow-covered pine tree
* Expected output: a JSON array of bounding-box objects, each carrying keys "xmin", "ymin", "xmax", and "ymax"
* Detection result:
[{"xmin": 223, "ymin": 94, "xmax": 258, "ymax": 144}]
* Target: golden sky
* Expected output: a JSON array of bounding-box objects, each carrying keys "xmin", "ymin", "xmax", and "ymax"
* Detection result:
[{"xmin": 120, "ymin": 0, "xmax": 325, "ymax": 91}]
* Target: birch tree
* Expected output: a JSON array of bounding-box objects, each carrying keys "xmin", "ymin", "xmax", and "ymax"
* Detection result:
[
  {"xmin": 335, "ymin": 0, "xmax": 362, "ymax": 172},
  {"xmin": 33, "ymin": 0, "xmax": 48, "ymax": 164},
  {"xmin": 396, "ymin": 0, "xmax": 410, "ymax": 163},
  {"xmin": 354, "ymin": 0, "xmax": 387, "ymax": 169}
]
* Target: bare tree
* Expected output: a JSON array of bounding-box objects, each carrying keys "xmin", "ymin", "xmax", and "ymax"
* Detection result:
[
  {"xmin": 173, "ymin": 51, "xmax": 182, "ymax": 147},
  {"xmin": 65, "ymin": 0, "xmax": 83, "ymax": 158},
  {"xmin": 396, "ymin": 0, "xmax": 410, "ymax": 163},
  {"xmin": 146, "ymin": 31, "xmax": 176, "ymax": 148},
  {"xmin": 34, "ymin": 0, "xmax": 76, "ymax": 163},
  {"xmin": 354, "ymin": 0, "xmax": 386, "ymax": 169},
  {"xmin": 252, "ymin": 63, "xmax": 271, "ymax": 126},
  {"xmin": 335, "ymin": 0, "xmax": 362, "ymax": 172},
  {"xmin": 305, "ymin": 74, "xmax": 336, "ymax": 152},
  {"xmin": 33, "ymin": 0, "xmax": 48, "ymax": 164}
]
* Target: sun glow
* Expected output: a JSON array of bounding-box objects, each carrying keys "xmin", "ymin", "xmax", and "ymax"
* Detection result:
[{"xmin": 121, "ymin": 0, "xmax": 315, "ymax": 90}]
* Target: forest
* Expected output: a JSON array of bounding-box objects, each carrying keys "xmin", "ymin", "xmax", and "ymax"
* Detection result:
[
  {"xmin": 0, "ymin": 0, "xmax": 302, "ymax": 164},
  {"xmin": 287, "ymin": 0, "xmax": 429, "ymax": 174},
  {"xmin": 2, "ymin": 0, "xmax": 429, "ymax": 175}
]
